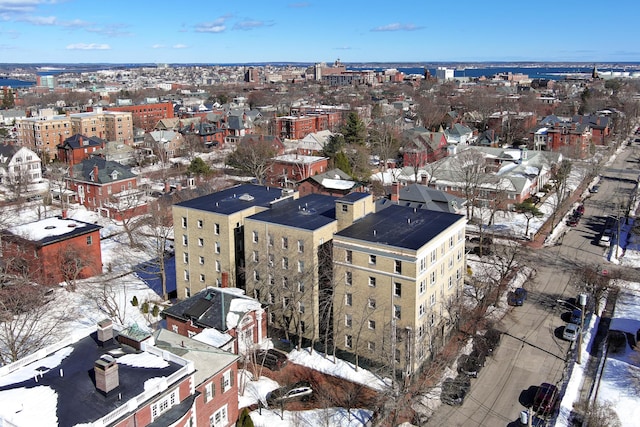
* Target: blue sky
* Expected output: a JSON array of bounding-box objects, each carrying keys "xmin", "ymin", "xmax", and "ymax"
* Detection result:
[{"xmin": 0, "ymin": 0, "xmax": 638, "ymax": 64}]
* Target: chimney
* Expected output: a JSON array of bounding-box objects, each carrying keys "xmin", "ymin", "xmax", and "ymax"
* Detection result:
[
  {"xmin": 61, "ymin": 209, "xmax": 67, "ymax": 219},
  {"xmin": 164, "ymin": 181, "xmax": 171, "ymax": 193},
  {"xmin": 221, "ymin": 272, "xmax": 229, "ymax": 288},
  {"xmin": 94, "ymin": 355, "xmax": 119, "ymax": 395},
  {"xmin": 79, "ymin": 136, "xmax": 83, "ymax": 146},
  {"xmin": 421, "ymin": 174, "xmax": 428, "ymax": 185},
  {"xmin": 93, "ymin": 165, "xmax": 99, "ymax": 181},
  {"xmin": 391, "ymin": 181, "xmax": 400, "ymax": 202},
  {"xmin": 97, "ymin": 319, "xmax": 114, "ymax": 345}
]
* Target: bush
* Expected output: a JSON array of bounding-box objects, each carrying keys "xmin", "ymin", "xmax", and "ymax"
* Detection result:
[
  {"xmin": 152, "ymin": 305, "xmax": 160, "ymax": 317},
  {"xmin": 131, "ymin": 296, "xmax": 139, "ymax": 306},
  {"xmin": 141, "ymin": 301, "xmax": 149, "ymax": 314},
  {"xmin": 608, "ymin": 330, "xmax": 627, "ymax": 353},
  {"xmin": 236, "ymin": 408, "xmax": 254, "ymax": 427}
]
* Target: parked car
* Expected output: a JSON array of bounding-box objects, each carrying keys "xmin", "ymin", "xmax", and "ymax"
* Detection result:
[
  {"xmin": 457, "ymin": 351, "xmax": 486, "ymax": 378},
  {"xmin": 266, "ymin": 381, "xmax": 313, "ymax": 406},
  {"xmin": 589, "ymin": 185, "xmax": 600, "ymax": 193},
  {"xmin": 251, "ymin": 349, "xmax": 288, "ymax": 371},
  {"xmin": 441, "ymin": 375, "xmax": 471, "ymax": 406},
  {"xmin": 570, "ymin": 308, "xmax": 582, "ymax": 324},
  {"xmin": 576, "ymin": 204, "xmax": 585, "ymax": 215},
  {"xmin": 533, "ymin": 383, "xmax": 559, "ymax": 417},
  {"xmin": 508, "ymin": 287, "xmax": 528, "ymax": 306},
  {"xmin": 566, "ymin": 216, "xmax": 580, "ymax": 227},
  {"xmin": 563, "ymin": 322, "xmax": 580, "ymax": 341}
]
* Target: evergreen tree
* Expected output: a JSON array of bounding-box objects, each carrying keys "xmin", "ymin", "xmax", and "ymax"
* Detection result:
[
  {"xmin": 342, "ymin": 112, "xmax": 367, "ymax": 146},
  {"xmin": 187, "ymin": 157, "xmax": 211, "ymax": 176},
  {"xmin": 335, "ymin": 151, "xmax": 352, "ymax": 175}
]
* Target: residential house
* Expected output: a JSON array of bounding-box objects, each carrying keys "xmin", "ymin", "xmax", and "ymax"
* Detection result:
[
  {"xmin": 238, "ymin": 134, "xmax": 286, "ymax": 157},
  {"xmin": 444, "ymin": 123, "xmax": 475, "ymax": 146},
  {"xmin": 0, "ymin": 144, "xmax": 42, "ymax": 186},
  {"xmin": 402, "ymin": 127, "xmax": 448, "ymax": 168},
  {"xmin": 266, "ymin": 154, "xmax": 329, "ymax": 188},
  {"xmin": 66, "ymin": 158, "xmax": 144, "ymax": 219},
  {"xmin": 297, "ymin": 168, "xmax": 364, "ymax": 197},
  {"xmin": 386, "ymin": 181, "xmax": 466, "ymax": 214},
  {"xmin": 0, "ymin": 321, "xmax": 239, "ymax": 427},
  {"xmin": 533, "ymin": 115, "xmax": 592, "ymax": 158},
  {"xmin": 163, "ymin": 286, "xmax": 267, "ymax": 355},
  {"xmin": 1, "ymin": 215, "xmax": 102, "ymax": 285},
  {"xmin": 572, "ymin": 113, "xmax": 610, "ymax": 145},
  {"xmin": 296, "ymin": 130, "xmax": 334, "ymax": 155},
  {"xmin": 91, "ymin": 140, "xmax": 136, "ymax": 166},
  {"xmin": 144, "ymin": 130, "xmax": 186, "ymax": 160},
  {"xmin": 332, "ymin": 203, "xmax": 466, "ymax": 375},
  {"xmin": 172, "ymin": 184, "xmax": 298, "ymax": 297},
  {"xmin": 57, "ymin": 133, "xmax": 107, "ymax": 164}
]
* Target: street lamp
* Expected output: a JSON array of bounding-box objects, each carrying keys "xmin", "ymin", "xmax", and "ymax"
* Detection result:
[{"xmin": 557, "ymin": 293, "xmax": 588, "ymax": 364}]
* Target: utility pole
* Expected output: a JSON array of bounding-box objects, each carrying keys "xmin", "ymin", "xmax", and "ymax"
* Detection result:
[{"xmin": 577, "ymin": 293, "xmax": 587, "ymax": 364}]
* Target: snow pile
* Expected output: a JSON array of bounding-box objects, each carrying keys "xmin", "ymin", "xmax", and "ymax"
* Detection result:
[
  {"xmin": 249, "ymin": 407, "xmax": 373, "ymax": 427},
  {"xmin": 117, "ymin": 352, "xmax": 170, "ymax": 369},
  {"xmin": 0, "ymin": 386, "xmax": 58, "ymax": 427}
]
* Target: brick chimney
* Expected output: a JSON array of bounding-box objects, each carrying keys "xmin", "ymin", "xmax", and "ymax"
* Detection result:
[
  {"xmin": 94, "ymin": 355, "xmax": 119, "ymax": 395},
  {"xmin": 97, "ymin": 319, "xmax": 114, "ymax": 346},
  {"xmin": 221, "ymin": 272, "xmax": 229, "ymax": 288},
  {"xmin": 79, "ymin": 136, "xmax": 83, "ymax": 146},
  {"xmin": 92, "ymin": 165, "xmax": 99, "ymax": 181},
  {"xmin": 391, "ymin": 181, "xmax": 400, "ymax": 202}
]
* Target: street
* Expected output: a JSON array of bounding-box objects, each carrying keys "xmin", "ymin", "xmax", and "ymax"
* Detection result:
[{"xmin": 426, "ymin": 138, "xmax": 640, "ymax": 426}]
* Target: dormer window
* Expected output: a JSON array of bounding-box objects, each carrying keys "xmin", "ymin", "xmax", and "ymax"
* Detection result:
[{"xmin": 110, "ymin": 171, "xmax": 119, "ymax": 180}]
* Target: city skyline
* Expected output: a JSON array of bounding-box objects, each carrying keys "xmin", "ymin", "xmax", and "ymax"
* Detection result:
[{"xmin": 0, "ymin": 0, "xmax": 638, "ymax": 64}]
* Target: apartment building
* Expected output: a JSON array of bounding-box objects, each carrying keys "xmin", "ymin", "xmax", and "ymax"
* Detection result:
[
  {"xmin": 105, "ymin": 100, "xmax": 174, "ymax": 132},
  {"xmin": 172, "ymin": 184, "xmax": 298, "ymax": 299},
  {"xmin": 332, "ymin": 204, "xmax": 466, "ymax": 375}
]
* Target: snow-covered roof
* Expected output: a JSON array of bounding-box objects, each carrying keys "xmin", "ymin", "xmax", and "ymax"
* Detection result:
[{"xmin": 6, "ymin": 216, "xmax": 101, "ymax": 244}]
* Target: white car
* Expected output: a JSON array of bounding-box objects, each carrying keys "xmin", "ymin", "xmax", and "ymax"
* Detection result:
[{"xmin": 563, "ymin": 323, "xmax": 580, "ymax": 341}]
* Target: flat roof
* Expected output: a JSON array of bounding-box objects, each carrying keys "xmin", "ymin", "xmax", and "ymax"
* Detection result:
[
  {"xmin": 338, "ymin": 192, "xmax": 370, "ymax": 203},
  {"xmin": 247, "ymin": 193, "xmax": 337, "ymax": 231},
  {"xmin": 5, "ymin": 216, "xmax": 102, "ymax": 245},
  {"xmin": 335, "ymin": 204, "xmax": 464, "ymax": 250},
  {"xmin": 174, "ymin": 184, "xmax": 288, "ymax": 215}
]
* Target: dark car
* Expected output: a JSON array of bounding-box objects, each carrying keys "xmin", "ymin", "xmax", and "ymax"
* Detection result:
[
  {"xmin": 576, "ymin": 204, "xmax": 585, "ymax": 215},
  {"xmin": 533, "ymin": 383, "xmax": 559, "ymax": 417},
  {"xmin": 589, "ymin": 185, "xmax": 600, "ymax": 193},
  {"xmin": 266, "ymin": 381, "xmax": 313, "ymax": 406},
  {"xmin": 252, "ymin": 349, "xmax": 288, "ymax": 371},
  {"xmin": 441, "ymin": 375, "xmax": 471, "ymax": 406},
  {"xmin": 457, "ymin": 351, "xmax": 486, "ymax": 378},
  {"xmin": 508, "ymin": 287, "xmax": 528, "ymax": 306},
  {"xmin": 570, "ymin": 308, "xmax": 582, "ymax": 324},
  {"xmin": 567, "ymin": 216, "xmax": 580, "ymax": 227},
  {"xmin": 474, "ymin": 327, "xmax": 502, "ymax": 357}
]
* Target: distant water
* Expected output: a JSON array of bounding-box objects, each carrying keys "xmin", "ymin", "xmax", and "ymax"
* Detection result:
[
  {"xmin": 351, "ymin": 65, "xmax": 640, "ymax": 81},
  {"xmin": 0, "ymin": 78, "xmax": 35, "ymax": 87}
]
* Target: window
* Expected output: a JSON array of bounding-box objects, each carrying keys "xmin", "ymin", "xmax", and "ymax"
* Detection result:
[
  {"xmin": 268, "ymin": 254, "xmax": 274, "ymax": 267},
  {"xmin": 181, "ymin": 217, "xmax": 187, "ymax": 228},
  {"xmin": 394, "ymin": 305, "xmax": 401, "ymax": 319},
  {"xmin": 368, "ymin": 341, "xmax": 375, "ymax": 351},
  {"xmin": 420, "ymin": 257, "xmax": 427, "ymax": 272},
  {"xmin": 345, "ymin": 335, "xmax": 353, "ymax": 348},
  {"xmin": 368, "ymin": 319, "xmax": 376, "ymax": 330},
  {"xmin": 297, "ymin": 240, "xmax": 304, "ymax": 253},
  {"xmin": 210, "ymin": 404, "xmax": 228, "ymax": 427},
  {"xmin": 369, "ymin": 276, "xmax": 376, "ymax": 287},
  {"xmin": 215, "ymin": 242, "xmax": 220, "ymax": 254},
  {"xmin": 369, "ymin": 254, "xmax": 376, "ymax": 265},
  {"xmin": 183, "ymin": 252, "xmax": 189, "ymax": 264},
  {"xmin": 419, "ymin": 279, "xmax": 426, "ymax": 295},
  {"xmin": 345, "ymin": 314, "xmax": 352, "ymax": 328},
  {"xmin": 268, "ymin": 292, "xmax": 275, "ymax": 304},
  {"xmin": 341, "ymin": 204, "xmax": 348, "ymax": 212},
  {"xmin": 394, "ymin": 282, "xmax": 402, "ymax": 297},
  {"xmin": 252, "ymin": 231, "xmax": 259, "ymax": 243},
  {"xmin": 199, "ymin": 256, "xmax": 205, "ymax": 265},
  {"xmin": 214, "ymin": 223, "xmax": 220, "ymax": 235},
  {"xmin": 200, "ymin": 274, "xmax": 205, "ymax": 282},
  {"xmin": 204, "ymin": 382, "xmax": 215, "ymax": 402},
  {"xmin": 215, "ymin": 260, "xmax": 221, "ymax": 272},
  {"xmin": 345, "ymin": 293, "xmax": 352, "ymax": 306},
  {"xmin": 182, "ymin": 235, "xmax": 188, "ymax": 246},
  {"xmin": 430, "ymin": 271, "xmax": 436, "ymax": 285},
  {"xmin": 449, "ymin": 236, "xmax": 454, "ymax": 248},
  {"xmin": 368, "ymin": 298, "xmax": 376, "ymax": 309},
  {"xmin": 282, "ymin": 257, "xmax": 288, "ymax": 270},
  {"xmin": 419, "ymin": 303, "xmax": 426, "ymax": 317},
  {"xmin": 297, "ymin": 281, "xmax": 304, "ymax": 292},
  {"xmin": 221, "ymin": 369, "xmax": 234, "ymax": 393},
  {"xmin": 253, "ymin": 270, "xmax": 260, "ymax": 281},
  {"xmin": 394, "ymin": 260, "xmax": 402, "ymax": 274},
  {"xmin": 197, "ymin": 219, "xmax": 203, "ymax": 228},
  {"xmin": 345, "ymin": 271, "xmax": 352, "ymax": 286},
  {"xmin": 268, "ymin": 234, "xmax": 273, "ymax": 247},
  {"xmin": 297, "ymin": 260, "xmax": 304, "ymax": 273},
  {"xmin": 283, "ymin": 296, "xmax": 290, "ymax": 308},
  {"xmin": 172, "ymin": 324, "xmax": 179, "ymax": 333},
  {"xmin": 282, "ymin": 277, "xmax": 289, "ymax": 288},
  {"xmin": 198, "ymin": 238, "xmax": 204, "ymax": 247},
  {"xmin": 448, "ymin": 276, "xmax": 453, "ymax": 288},
  {"xmin": 298, "ymin": 302, "xmax": 305, "ymax": 314},
  {"xmin": 346, "ymin": 250, "xmax": 352, "ymax": 264},
  {"xmin": 430, "ymin": 250, "xmax": 437, "ymax": 264},
  {"xmin": 185, "ymin": 287, "xmax": 191, "ymax": 298},
  {"xmin": 86, "ymin": 235, "xmax": 92, "ymax": 245},
  {"xmin": 151, "ymin": 389, "xmax": 178, "ymax": 421},
  {"xmin": 430, "ymin": 293, "xmax": 436, "ymax": 306},
  {"xmin": 252, "ymin": 251, "xmax": 259, "ymax": 263},
  {"xmin": 281, "ymin": 237, "xmax": 288, "ymax": 249}
]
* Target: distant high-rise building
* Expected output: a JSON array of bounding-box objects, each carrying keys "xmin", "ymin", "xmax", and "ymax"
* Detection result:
[
  {"xmin": 36, "ymin": 74, "xmax": 56, "ymax": 89},
  {"xmin": 436, "ymin": 67, "xmax": 455, "ymax": 82}
]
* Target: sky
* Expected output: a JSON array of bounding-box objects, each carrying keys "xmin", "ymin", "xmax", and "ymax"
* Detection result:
[{"xmin": 0, "ymin": 0, "xmax": 639, "ymax": 64}]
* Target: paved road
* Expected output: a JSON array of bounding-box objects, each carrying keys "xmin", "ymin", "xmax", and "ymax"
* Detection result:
[{"xmin": 425, "ymin": 139, "xmax": 640, "ymax": 426}]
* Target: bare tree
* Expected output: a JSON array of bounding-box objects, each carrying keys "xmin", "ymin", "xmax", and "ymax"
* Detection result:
[
  {"xmin": 369, "ymin": 121, "xmax": 401, "ymax": 172},
  {"xmin": 550, "ymin": 159, "xmax": 573, "ymax": 229},
  {"xmin": 57, "ymin": 245, "xmax": 93, "ymax": 291},
  {"xmin": 226, "ymin": 140, "xmax": 277, "ymax": 185},
  {"xmin": 573, "ymin": 399, "xmax": 622, "ymax": 427},
  {"xmin": 450, "ymin": 148, "xmax": 492, "ymax": 219},
  {"xmin": 107, "ymin": 190, "xmax": 147, "ymax": 248}
]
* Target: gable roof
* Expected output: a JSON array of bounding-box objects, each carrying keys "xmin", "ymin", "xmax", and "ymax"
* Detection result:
[
  {"xmin": 58, "ymin": 134, "xmax": 106, "ymax": 150},
  {"xmin": 390, "ymin": 183, "xmax": 466, "ymax": 213},
  {"xmin": 70, "ymin": 158, "xmax": 136, "ymax": 184},
  {"xmin": 0, "ymin": 144, "xmax": 21, "ymax": 166}
]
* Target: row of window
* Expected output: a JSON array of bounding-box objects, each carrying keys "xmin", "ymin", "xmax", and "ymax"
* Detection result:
[
  {"xmin": 180, "ymin": 217, "xmax": 221, "ymax": 235},
  {"xmin": 252, "ymin": 231, "xmax": 305, "ymax": 253}
]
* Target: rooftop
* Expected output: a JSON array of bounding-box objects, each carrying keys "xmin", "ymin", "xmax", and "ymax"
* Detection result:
[
  {"xmin": 247, "ymin": 193, "xmax": 337, "ymax": 231},
  {"xmin": 174, "ymin": 184, "xmax": 291, "ymax": 215},
  {"xmin": 4, "ymin": 216, "xmax": 102, "ymax": 245},
  {"xmin": 335, "ymin": 204, "xmax": 464, "ymax": 251}
]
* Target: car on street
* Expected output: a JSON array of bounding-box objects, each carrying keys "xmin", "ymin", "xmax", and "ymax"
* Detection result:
[
  {"xmin": 576, "ymin": 204, "xmax": 585, "ymax": 215},
  {"xmin": 457, "ymin": 351, "xmax": 486, "ymax": 378},
  {"xmin": 533, "ymin": 383, "xmax": 559, "ymax": 418},
  {"xmin": 566, "ymin": 216, "xmax": 580, "ymax": 227},
  {"xmin": 441, "ymin": 375, "xmax": 471, "ymax": 405},
  {"xmin": 563, "ymin": 322, "xmax": 580, "ymax": 341},
  {"xmin": 589, "ymin": 185, "xmax": 600, "ymax": 193},
  {"xmin": 508, "ymin": 287, "xmax": 528, "ymax": 306},
  {"xmin": 570, "ymin": 308, "xmax": 582, "ymax": 324},
  {"xmin": 266, "ymin": 381, "xmax": 313, "ymax": 406}
]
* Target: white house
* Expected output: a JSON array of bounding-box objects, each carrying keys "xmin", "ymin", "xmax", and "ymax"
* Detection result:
[{"xmin": 0, "ymin": 144, "xmax": 42, "ymax": 185}]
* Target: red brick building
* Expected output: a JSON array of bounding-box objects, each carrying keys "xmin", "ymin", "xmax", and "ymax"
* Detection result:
[
  {"xmin": 266, "ymin": 154, "xmax": 329, "ymax": 187},
  {"xmin": 1, "ymin": 216, "xmax": 102, "ymax": 285},
  {"xmin": 105, "ymin": 101, "xmax": 174, "ymax": 132},
  {"xmin": 297, "ymin": 168, "xmax": 363, "ymax": 197},
  {"xmin": 276, "ymin": 112, "xmax": 342, "ymax": 140},
  {"xmin": 163, "ymin": 287, "xmax": 267, "ymax": 356},
  {"xmin": 57, "ymin": 133, "xmax": 106, "ymax": 164}
]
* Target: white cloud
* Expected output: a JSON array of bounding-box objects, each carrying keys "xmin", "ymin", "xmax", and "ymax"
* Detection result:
[
  {"xmin": 65, "ymin": 43, "xmax": 110, "ymax": 50},
  {"xmin": 195, "ymin": 15, "xmax": 232, "ymax": 33},
  {"xmin": 371, "ymin": 22, "xmax": 422, "ymax": 32},
  {"xmin": 172, "ymin": 44, "xmax": 188, "ymax": 49},
  {"xmin": 0, "ymin": 0, "xmax": 54, "ymax": 13},
  {"xmin": 233, "ymin": 20, "xmax": 273, "ymax": 31},
  {"xmin": 151, "ymin": 44, "xmax": 165, "ymax": 49},
  {"xmin": 21, "ymin": 14, "xmax": 56, "ymax": 25}
]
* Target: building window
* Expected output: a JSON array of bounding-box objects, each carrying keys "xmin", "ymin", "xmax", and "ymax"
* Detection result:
[
  {"xmin": 449, "ymin": 236, "xmax": 454, "ymax": 248},
  {"xmin": 268, "ymin": 254, "xmax": 274, "ymax": 267},
  {"xmin": 346, "ymin": 250, "xmax": 352, "ymax": 264},
  {"xmin": 394, "ymin": 305, "xmax": 401, "ymax": 320},
  {"xmin": 448, "ymin": 276, "xmax": 453, "ymax": 288},
  {"xmin": 420, "ymin": 257, "xmax": 426, "ymax": 273},
  {"xmin": 185, "ymin": 287, "xmax": 190, "ymax": 297},
  {"xmin": 182, "ymin": 235, "xmax": 188, "ymax": 246},
  {"xmin": 268, "ymin": 234, "xmax": 274, "ymax": 247},
  {"xmin": 86, "ymin": 235, "xmax": 92, "ymax": 245},
  {"xmin": 183, "ymin": 252, "xmax": 189, "ymax": 264},
  {"xmin": 298, "ymin": 260, "xmax": 304, "ymax": 273},
  {"xmin": 368, "ymin": 298, "xmax": 376, "ymax": 309},
  {"xmin": 430, "ymin": 250, "xmax": 437, "ymax": 264},
  {"xmin": 298, "ymin": 281, "xmax": 304, "ymax": 292},
  {"xmin": 282, "ymin": 277, "xmax": 289, "ymax": 288},
  {"xmin": 204, "ymin": 382, "xmax": 215, "ymax": 402},
  {"xmin": 369, "ymin": 254, "xmax": 376, "ymax": 265},
  {"xmin": 200, "ymin": 274, "xmax": 205, "ymax": 282},
  {"xmin": 214, "ymin": 223, "xmax": 220, "ymax": 235},
  {"xmin": 368, "ymin": 319, "xmax": 376, "ymax": 330},
  {"xmin": 430, "ymin": 271, "xmax": 436, "ymax": 285},
  {"xmin": 252, "ymin": 231, "xmax": 259, "ymax": 243},
  {"xmin": 215, "ymin": 242, "xmax": 220, "ymax": 254},
  {"xmin": 254, "ymin": 270, "xmax": 260, "ymax": 281},
  {"xmin": 430, "ymin": 293, "xmax": 436, "ymax": 306},
  {"xmin": 419, "ymin": 303, "xmax": 426, "ymax": 317},
  {"xmin": 368, "ymin": 341, "xmax": 375, "ymax": 351},
  {"xmin": 215, "ymin": 260, "xmax": 221, "ymax": 272},
  {"xmin": 345, "ymin": 293, "xmax": 352, "ymax": 306},
  {"xmin": 197, "ymin": 219, "xmax": 203, "ymax": 228},
  {"xmin": 181, "ymin": 217, "xmax": 187, "ymax": 228},
  {"xmin": 210, "ymin": 404, "xmax": 228, "ymax": 427},
  {"xmin": 298, "ymin": 302, "xmax": 305, "ymax": 314},
  {"xmin": 419, "ymin": 279, "xmax": 426, "ymax": 295},
  {"xmin": 394, "ymin": 260, "xmax": 402, "ymax": 274},
  {"xmin": 345, "ymin": 271, "xmax": 352, "ymax": 286},
  {"xmin": 341, "ymin": 204, "xmax": 348, "ymax": 212},
  {"xmin": 345, "ymin": 314, "xmax": 352, "ymax": 328},
  {"xmin": 198, "ymin": 238, "xmax": 204, "ymax": 247},
  {"xmin": 297, "ymin": 240, "xmax": 304, "ymax": 253},
  {"xmin": 199, "ymin": 256, "xmax": 204, "ymax": 265},
  {"xmin": 345, "ymin": 335, "xmax": 352, "ymax": 348},
  {"xmin": 281, "ymin": 236, "xmax": 288, "ymax": 249},
  {"xmin": 151, "ymin": 389, "xmax": 179, "ymax": 421},
  {"xmin": 268, "ymin": 292, "xmax": 275, "ymax": 304},
  {"xmin": 282, "ymin": 296, "xmax": 290, "ymax": 308},
  {"xmin": 394, "ymin": 282, "xmax": 402, "ymax": 297},
  {"xmin": 221, "ymin": 369, "xmax": 234, "ymax": 393},
  {"xmin": 253, "ymin": 250, "xmax": 259, "ymax": 263},
  {"xmin": 369, "ymin": 276, "xmax": 376, "ymax": 287},
  {"xmin": 282, "ymin": 257, "xmax": 288, "ymax": 270}
]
